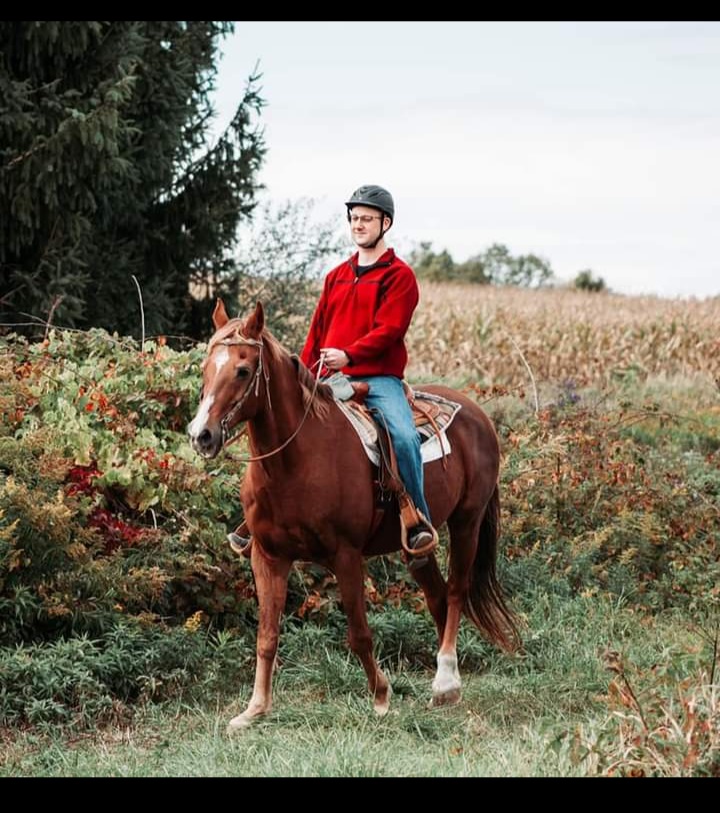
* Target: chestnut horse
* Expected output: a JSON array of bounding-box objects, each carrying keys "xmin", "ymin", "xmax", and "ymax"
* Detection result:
[{"xmin": 188, "ymin": 300, "xmax": 518, "ymax": 730}]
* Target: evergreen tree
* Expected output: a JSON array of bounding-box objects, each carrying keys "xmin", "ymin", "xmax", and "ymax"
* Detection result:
[{"xmin": 0, "ymin": 21, "xmax": 265, "ymax": 340}]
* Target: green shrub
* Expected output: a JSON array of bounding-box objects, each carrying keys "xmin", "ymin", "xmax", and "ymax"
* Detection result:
[
  {"xmin": 0, "ymin": 624, "xmax": 253, "ymax": 731},
  {"xmin": 2, "ymin": 325, "xmax": 719, "ymax": 733}
]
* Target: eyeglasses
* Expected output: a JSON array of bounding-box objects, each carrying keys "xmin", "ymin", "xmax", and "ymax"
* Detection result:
[{"xmin": 349, "ymin": 214, "xmax": 382, "ymax": 224}]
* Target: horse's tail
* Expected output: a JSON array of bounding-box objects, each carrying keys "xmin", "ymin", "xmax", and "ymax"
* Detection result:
[{"xmin": 465, "ymin": 485, "xmax": 521, "ymax": 652}]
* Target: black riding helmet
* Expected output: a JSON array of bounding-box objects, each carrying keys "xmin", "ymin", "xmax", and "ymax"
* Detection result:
[
  {"xmin": 345, "ymin": 185, "xmax": 394, "ymax": 249},
  {"xmin": 345, "ymin": 185, "xmax": 394, "ymax": 223}
]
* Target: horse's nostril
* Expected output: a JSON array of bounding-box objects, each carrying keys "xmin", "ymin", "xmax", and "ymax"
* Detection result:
[{"xmin": 198, "ymin": 429, "xmax": 212, "ymax": 445}]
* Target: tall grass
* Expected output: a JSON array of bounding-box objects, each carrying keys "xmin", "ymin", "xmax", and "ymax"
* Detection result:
[
  {"xmin": 409, "ymin": 283, "xmax": 719, "ymax": 387},
  {"xmin": 2, "ymin": 598, "xmax": 715, "ymax": 776}
]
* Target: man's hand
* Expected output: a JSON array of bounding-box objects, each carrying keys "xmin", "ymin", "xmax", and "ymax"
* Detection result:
[{"xmin": 320, "ymin": 347, "xmax": 349, "ymax": 371}]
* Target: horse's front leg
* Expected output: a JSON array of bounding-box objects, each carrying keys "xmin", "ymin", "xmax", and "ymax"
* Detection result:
[
  {"xmin": 334, "ymin": 546, "xmax": 391, "ymax": 715},
  {"xmin": 228, "ymin": 544, "xmax": 291, "ymax": 732}
]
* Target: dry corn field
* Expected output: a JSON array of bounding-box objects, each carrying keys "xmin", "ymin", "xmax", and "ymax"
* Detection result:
[{"xmin": 407, "ymin": 283, "xmax": 720, "ymax": 388}]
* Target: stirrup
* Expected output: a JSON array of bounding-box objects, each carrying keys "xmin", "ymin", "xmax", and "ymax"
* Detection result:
[
  {"xmin": 227, "ymin": 532, "xmax": 253, "ymax": 558},
  {"xmin": 404, "ymin": 527, "xmax": 433, "ymax": 571},
  {"xmin": 401, "ymin": 512, "xmax": 439, "ymax": 571}
]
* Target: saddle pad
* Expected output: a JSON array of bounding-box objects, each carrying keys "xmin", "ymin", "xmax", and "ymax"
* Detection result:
[
  {"xmin": 336, "ymin": 391, "xmax": 461, "ymax": 466},
  {"xmin": 408, "ymin": 389, "xmax": 463, "ymax": 442}
]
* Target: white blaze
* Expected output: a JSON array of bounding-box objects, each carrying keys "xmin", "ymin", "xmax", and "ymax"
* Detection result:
[
  {"xmin": 189, "ymin": 394, "xmax": 215, "ymax": 438},
  {"xmin": 214, "ymin": 346, "xmax": 230, "ymax": 374},
  {"xmin": 188, "ymin": 346, "xmax": 229, "ymax": 439}
]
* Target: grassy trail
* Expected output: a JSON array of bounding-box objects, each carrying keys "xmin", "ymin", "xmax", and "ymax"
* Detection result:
[{"xmin": 3, "ymin": 596, "xmax": 711, "ymax": 777}]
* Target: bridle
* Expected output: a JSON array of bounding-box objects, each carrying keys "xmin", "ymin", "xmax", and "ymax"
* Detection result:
[
  {"xmin": 205, "ymin": 330, "xmax": 323, "ymax": 463},
  {"xmin": 210, "ymin": 333, "xmax": 269, "ymax": 447}
]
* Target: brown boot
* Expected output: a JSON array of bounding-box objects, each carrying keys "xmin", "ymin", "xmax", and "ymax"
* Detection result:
[
  {"xmin": 405, "ymin": 520, "xmax": 437, "ymax": 570},
  {"xmin": 227, "ymin": 522, "xmax": 252, "ymax": 558}
]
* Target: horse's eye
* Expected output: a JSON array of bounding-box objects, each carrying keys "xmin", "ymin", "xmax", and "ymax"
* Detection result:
[{"xmin": 236, "ymin": 367, "xmax": 250, "ymax": 380}]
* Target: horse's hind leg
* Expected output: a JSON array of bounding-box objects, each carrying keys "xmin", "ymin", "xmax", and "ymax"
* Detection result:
[
  {"xmin": 430, "ymin": 513, "xmax": 480, "ymax": 707},
  {"xmin": 228, "ymin": 547, "xmax": 291, "ymax": 731},
  {"xmin": 412, "ymin": 553, "xmax": 448, "ymax": 643},
  {"xmin": 334, "ymin": 547, "xmax": 391, "ymax": 715}
]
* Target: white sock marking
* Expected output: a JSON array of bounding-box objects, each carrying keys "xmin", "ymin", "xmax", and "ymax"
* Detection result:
[{"xmin": 432, "ymin": 652, "xmax": 461, "ymax": 695}]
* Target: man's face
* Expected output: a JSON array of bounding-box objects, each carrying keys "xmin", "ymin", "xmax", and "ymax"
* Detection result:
[{"xmin": 348, "ymin": 205, "xmax": 388, "ymax": 248}]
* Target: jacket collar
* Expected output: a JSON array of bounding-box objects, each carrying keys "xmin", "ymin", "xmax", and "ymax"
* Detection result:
[{"xmin": 349, "ymin": 247, "xmax": 396, "ymax": 275}]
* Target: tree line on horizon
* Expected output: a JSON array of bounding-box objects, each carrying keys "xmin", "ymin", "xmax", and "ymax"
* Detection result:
[{"xmin": 408, "ymin": 241, "xmax": 606, "ymax": 292}]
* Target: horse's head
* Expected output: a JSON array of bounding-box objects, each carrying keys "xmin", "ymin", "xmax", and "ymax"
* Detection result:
[{"xmin": 188, "ymin": 299, "xmax": 266, "ymax": 458}]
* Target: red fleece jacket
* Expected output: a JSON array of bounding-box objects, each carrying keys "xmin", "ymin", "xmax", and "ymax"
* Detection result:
[{"xmin": 300, "ymin": 248, "xmax": 419, "ymax": 378}]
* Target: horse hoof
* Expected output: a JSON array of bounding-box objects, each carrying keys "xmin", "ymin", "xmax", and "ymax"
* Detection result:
[
  {"xmin": 226, "ymin": 713, "xmax": 255, "ymax": 733},
  {"xmin": 430, "ymin": 688, "xmax": 462, "ymax": 708},
  {"xmin": 374, "ymin": 701, "xmax": 390, "ymax": 717},
  {"xmin": 373, "ymin": 683, "xmax": 392, "ymax": 716}
]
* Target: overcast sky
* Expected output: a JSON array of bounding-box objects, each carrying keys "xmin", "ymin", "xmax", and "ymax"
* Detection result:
[{"xmin": 210, "ymin": 21, "xmax": 720, "ymax": 299}]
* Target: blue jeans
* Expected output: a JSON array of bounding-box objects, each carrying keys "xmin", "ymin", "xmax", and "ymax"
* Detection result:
[{"xmin": 348, "ymin": 375, "xmax": 432, "ymax": 523}]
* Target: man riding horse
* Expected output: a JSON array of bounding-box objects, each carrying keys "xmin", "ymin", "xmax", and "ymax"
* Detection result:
[{"xmin": 229, "ymin": 184, "xmax": 437, "ymax": 567}]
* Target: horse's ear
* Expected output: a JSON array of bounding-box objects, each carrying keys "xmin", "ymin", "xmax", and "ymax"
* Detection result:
[
  {"xmin": 244, "ymin": 301, "xmax": 265, "ymax": 338},
  {"xmin": 213, "ymin": 299, "xmax": 230, "ymax": 330}
]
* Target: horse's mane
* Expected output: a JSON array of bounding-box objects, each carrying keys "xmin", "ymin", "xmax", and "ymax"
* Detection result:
[
  {"xmin": 209, "ymin": 319, "xmax": 335, "ymax": 421},
  {"xmin": 262, "ymin": 329, "xmax": 335, "ymax": 421}
]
